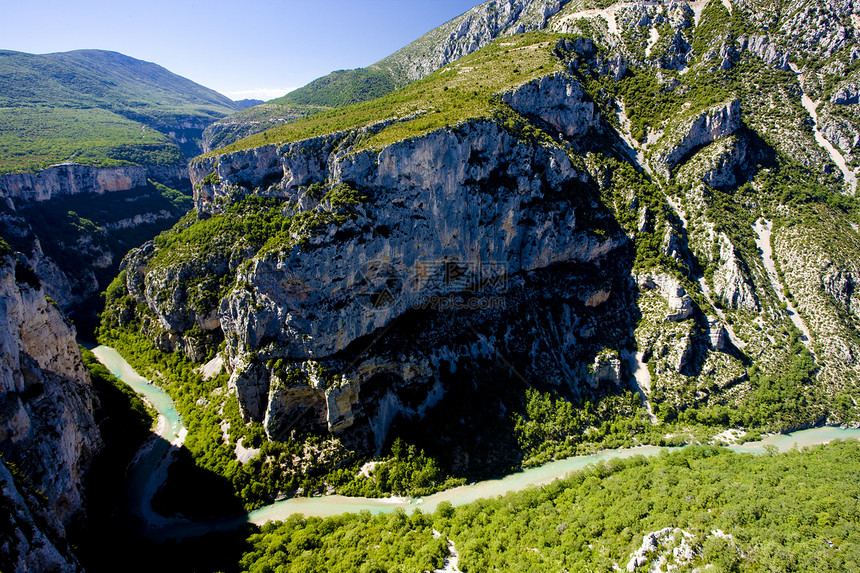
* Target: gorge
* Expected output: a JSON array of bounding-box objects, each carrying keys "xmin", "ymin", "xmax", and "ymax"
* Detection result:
[{"xmin": 4, "ymin": 0, "xmax": 860, "ymax": 571}]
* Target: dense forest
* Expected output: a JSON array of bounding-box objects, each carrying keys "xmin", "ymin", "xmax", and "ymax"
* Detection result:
[{"xmin": 239, "ymin": 440, "xmax": 860, "ymax": 572}]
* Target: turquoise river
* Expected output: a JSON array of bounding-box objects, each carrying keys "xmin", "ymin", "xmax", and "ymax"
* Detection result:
[{"xmin": 91, "ymin": 345, "xmax": 860, "ymax": 536}]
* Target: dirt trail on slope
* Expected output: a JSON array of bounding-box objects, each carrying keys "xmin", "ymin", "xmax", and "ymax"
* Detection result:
[
  {"xmin": 790, "ymin": 64, "xmax": 857, "ymax": 194},
  {"xmin": 433, "ymin": 530, "xmax": 462, "ymax": 572},
  {"xmin": 752, "ymin": 219, "xmax": 816, "ymax": 355},
  {"xmin": 552, "ymin": 1, "xmax": 636, "ymax": 35}
]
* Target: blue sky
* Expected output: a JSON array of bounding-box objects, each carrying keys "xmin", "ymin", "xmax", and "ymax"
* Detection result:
[{"xmin": 4, "ymin": 0, "xmax": 481, "ymax": 101}]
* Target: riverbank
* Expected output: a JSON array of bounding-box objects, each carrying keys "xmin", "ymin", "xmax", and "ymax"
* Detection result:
[{"xmin": 92, "ymin": 343, "xmax": 860, "ymax": 534}]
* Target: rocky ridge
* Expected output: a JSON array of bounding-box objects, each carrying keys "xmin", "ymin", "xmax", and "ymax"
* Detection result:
[
  {"xmin": 374, "ymin": 0, "xmax": 575, "ymax": 84},
  {"xmin": 0, "ymin": 162, "xmax": 186, "ymax": 206}
]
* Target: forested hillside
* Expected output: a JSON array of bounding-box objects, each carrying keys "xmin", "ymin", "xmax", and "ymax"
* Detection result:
[{"xmin": 0, "ymin": 48, "xmax": 242, "ymax": 170}]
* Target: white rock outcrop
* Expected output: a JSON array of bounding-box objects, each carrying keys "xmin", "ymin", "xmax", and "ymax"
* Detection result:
[
  {"xmin": 502, "ymin": 72, "xmax": 600, "ymax": 137},
  {"xmin": 712, "ymin": 234, "xmax": 760, "ymax": 312},
  {"xmin": 635, "ymin": 273, "xmax": 694, "ymax": 322},
  {"xmin": 654, "ymin": 99, "xmax": 742, "ymax": 176},
  {"xmin": 377, "ymin": 0, "xmax": 573, "ymax": 83},
  {"xmin": 739, "ymin": 34, "xmax": 791, "ymax": 71}
]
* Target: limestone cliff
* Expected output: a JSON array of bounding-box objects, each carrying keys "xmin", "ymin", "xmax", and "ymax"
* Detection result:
[
  {"xmin": 103, "ymin": 1, "xmax": 860, "ymax": 488},
  {"xmin": 121, "ymin": 67, "xmax": 637, "ymax": 447},
  {"xmin": 0, "ymin": 255, "xmax": 102, "ymax": 571},
  {"xmin": 0, "ymin": 163, "xmax": 186, "ymax": 206},
  {"xmin": 0, "ymin": 256, "xmax": 102, "ymax": 522},
  {"xmin": 0, "ymin": 460, "xmax": 83, "ymax": 573}
]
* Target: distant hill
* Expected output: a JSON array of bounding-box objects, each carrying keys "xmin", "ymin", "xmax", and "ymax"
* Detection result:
[
  {"xmin": 0, "ymin": 49, "xmax": 244, "ymax": 171},
  {"xmin": 203, "ymin": 69, "xmax": 398, "ymax": 151},
  {"xmin": 233, "ymin": 99, "xmax": 265, "ymax": 110},
  {"xmin": 282, "ymin": 0, "xmax": 571, "ymax": 104},
  {"xmin": 272, "ymin": 68, "xmax": 397, "ymax": 108}
]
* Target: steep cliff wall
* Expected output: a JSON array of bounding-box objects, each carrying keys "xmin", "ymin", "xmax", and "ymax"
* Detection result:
[
  {"xmin": 0, "ymin": 460, "xmax": 83, "ymax": 573},
  {"xmin": 0, "ymin": 162, "xmax": 187, "ymax": 206},
  {"xmin": 0, "ymin": 256, "xmax": 102, "ymax": 523},
  {"xmin": 0, "ymin": 255, "xmax": 102, "ymax": 571},
  {"xmin": 121, "ymin": 69, "xmax": 641, "ymax": 448},
  {"xmin": 0, "ymin": 162, "xmax": 192, "ymax": 331}
]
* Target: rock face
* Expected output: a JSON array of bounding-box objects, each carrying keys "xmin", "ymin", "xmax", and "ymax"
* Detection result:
[
  {"xmin": 215, "ymin": 120, "xmax": 608, "ymax": 361},
  {"xmin": 697, "ymin": 137, "xmax": 748, "ymax": 189},
  {"xmin": 635, "ymin": 273, "xmax": 694, "ymax": 322},
  {"xmin": 108, "ymin": 0, "xmax": 860, "ymax": 470},
  {"xmin": 654, "ymin": 100, "xmax": 742, "ymax": 175},
  {"xmin": 823, "ymin": 267, "xmax": 860, "ymax": 320},
  {"xmin": 502, "ymin": 72, "xmax": 600, "ymax": 137},
  {"xmin": 377, "ymin": 0, "xmax": 574, "ymax": 83},
  {"xmin": 0, "ymin": 162, "xmax": 186, "ymax": 206},
  {"xmin": 0, "ymin": 257, "xmax": 102, "ymax": 524},
  {"xmin": 0, "ymin": 460, "xmax": 83, "ymax": 573},
  {"xmin": 831, "ymin": 82, "xmax": 860, "ymax": 105},
  {"xmin": 738, "ymin": 35, "xmax": 791, "ymax": 71},
  {"xmin": 586, "ymin": 351, "xmax": 623, "ymax": 388},
  {"xmin": 202, "ymin": 106, "xmax": 625, "ymax": 436},
  {"xmin": 712, "ymin": 234, "xmax": 759, "ymax": 312},
  {"xmin": 126, "ymin": 70, "xmax": 638, "ymax": 444}
]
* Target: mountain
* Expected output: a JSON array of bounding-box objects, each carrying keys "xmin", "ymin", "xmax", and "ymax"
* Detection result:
[
  {"xmin": 231, "ymin": 98, "xmax": 265, "ymax": 110},
  {"xmin": 0, "ymin": 48, "xmax": 251, "ymax": 332},
  {"xmin": 0, "ymin": 48, "xmax": 243, "ymax": 170},
  {"xmin": 100, "ymin": 0, "xmax": 860, "ymax": 525},
  {"xmin": 2, "ymin": 0, "xmax": 860, "ymax": 570},
  {"xmin": 202, "ymin": 0, "xmax": 577, "ymax": 150}
]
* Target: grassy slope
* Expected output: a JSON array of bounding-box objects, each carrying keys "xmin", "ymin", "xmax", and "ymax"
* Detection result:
[
  {"xmin": 0, "ymin": 49, "xmax": 239, "ymax": 173},
  {"xmin": 203, "ymin": 32, "xmax": 563, "ymax": 158},
  {"xmin": 272, "ymin": 68, "xmax": 396, "ymax": 108},
  {"xmin": 0, "ymin": 107, "xmax": 180, "ymax": 173},
  {"xmin": 0, "ymin": 49, "xmax": 236, "ymax": 115},
  {"xmin": 202, "ymin": 0, "xmax": 560, "ymax": 153}
]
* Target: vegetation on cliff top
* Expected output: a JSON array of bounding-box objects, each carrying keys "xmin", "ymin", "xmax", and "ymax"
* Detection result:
[
  {"xmin": 201, "ymin": 32, "xmax": 565, "ymax": 158},
  {"xmin": 0, "ymin": 107, "xmax": 181, "ymax": 174}
]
